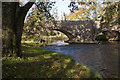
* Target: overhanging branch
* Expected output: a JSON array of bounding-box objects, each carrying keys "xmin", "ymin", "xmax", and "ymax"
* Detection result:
[{"xmin": 22, "ymin": 0, "xmax": 36, "ymax": 14}]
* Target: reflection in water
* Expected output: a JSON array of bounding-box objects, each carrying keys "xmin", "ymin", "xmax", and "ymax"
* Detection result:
[{"xmin": 45, "ymin": 42, "xmax": 120, "ymax": 78}]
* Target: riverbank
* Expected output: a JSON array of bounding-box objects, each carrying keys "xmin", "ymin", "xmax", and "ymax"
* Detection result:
[
  {"xmin": 2, "ymin": 45, "xmax": 101, "ymax": 78},
  {"xmin": 45, "ymin": 42, "xmax": 119, "ymax": 78}
]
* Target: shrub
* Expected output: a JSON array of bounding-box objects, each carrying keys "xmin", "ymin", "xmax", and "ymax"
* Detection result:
[{"xmin": 95, "ymin": 33, "xmax": 108, "ymax": 41}]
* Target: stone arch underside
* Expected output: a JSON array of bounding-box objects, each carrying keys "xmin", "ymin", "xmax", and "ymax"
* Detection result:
[{"xmin": 52, "ymin": 29, "xmax": 75, "ymax": 41}]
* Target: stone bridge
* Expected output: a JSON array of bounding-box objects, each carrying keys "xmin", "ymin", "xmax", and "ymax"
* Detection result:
[
  {"xmin": 102, "ymin": 30, "xmax": 120, "ymax": 41},
  {"xmin": 44, "ymin": 20, "xmax": 101, "ymax": 43}
]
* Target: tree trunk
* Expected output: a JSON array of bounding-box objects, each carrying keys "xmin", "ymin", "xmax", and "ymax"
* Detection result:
[
  {"xmin": 2, "ymin": 2, "xmax": 34, "ymax": 57},
  {"xmin": 2, "ymin": 2, "xmax": 16, "ymax": 56},
  {"xmin": 14, "ymin": 2, "xmax": 34, "ymax": 57}
]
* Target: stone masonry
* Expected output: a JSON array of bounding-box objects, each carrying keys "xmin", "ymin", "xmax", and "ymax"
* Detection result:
[{"xmin": 45, "ymin": 20, "xmax": 101, "ymax": 43}]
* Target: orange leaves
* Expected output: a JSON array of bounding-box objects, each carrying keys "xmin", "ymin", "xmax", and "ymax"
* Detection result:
[
  {"xmin": 27, "ymin": 22, "xmax": 31, "ymax": 26},
  {"xmin": 35, "ymin": 22, "xmax": 39, "ymax": 26},
  {"xmin": 69, "ymin": 8, "xmax": 86, "ymax": 20}
]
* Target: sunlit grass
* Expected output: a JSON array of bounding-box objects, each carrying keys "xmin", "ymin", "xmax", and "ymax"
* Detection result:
[
  {"xmin": 21, "ymin": 40, "xmax": 45, "ymax": 47},
  {"xmin": 2, "ymin": 46, "xmax": 102, "ymax": 78}
]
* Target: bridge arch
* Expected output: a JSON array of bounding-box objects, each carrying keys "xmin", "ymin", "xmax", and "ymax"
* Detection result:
[{"xmin": 52, "ymin": 29, "xmax": 75, "ymax": 41}]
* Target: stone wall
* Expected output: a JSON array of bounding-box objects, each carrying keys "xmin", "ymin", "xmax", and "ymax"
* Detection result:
[{"xmin": 45, "ymin": 20, "xmax": 101, "ymax": 43}]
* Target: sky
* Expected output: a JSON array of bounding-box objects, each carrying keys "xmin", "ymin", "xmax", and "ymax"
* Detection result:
[
  {"xmin": 22, "ymin": 0, "xmax": 71, "ymax": 20},
  {"xmin": 23, "ymin": 0, "xmax": 108, "ymax": 21},
  {"xmin": 50, "ymin": 0, "xmax": 71, "ymax": 20}
]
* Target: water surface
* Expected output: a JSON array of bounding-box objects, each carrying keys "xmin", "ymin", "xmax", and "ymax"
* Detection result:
[{"xmin": 44, "ymin": 42, "xmax": 120, "ymax": 78}]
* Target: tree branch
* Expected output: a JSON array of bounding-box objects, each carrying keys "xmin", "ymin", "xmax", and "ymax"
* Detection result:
[
  {"xmin": 20, "ymin": 0, "xmax": 36, "ymax": 15},
  {"xmin": 22, "ymin": 2, "xmax": 35, "ymax": 13}
]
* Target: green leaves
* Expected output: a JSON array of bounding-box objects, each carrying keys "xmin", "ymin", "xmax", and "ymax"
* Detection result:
[
  {"xmin": 100, "ymin": 2, "xmax": 120, "ymax": 27},
  {"xmin": 23, "ymin": 2, "xmax": 56, "ymax": 41}
]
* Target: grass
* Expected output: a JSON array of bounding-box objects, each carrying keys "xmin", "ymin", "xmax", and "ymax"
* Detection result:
[
  {"xmin": 21, "ymin": 40, "xmax": 46, "ymax": 47},
  {"xmin": 2, "ymin": 45, "xmax": 102, "ymax": 78}
]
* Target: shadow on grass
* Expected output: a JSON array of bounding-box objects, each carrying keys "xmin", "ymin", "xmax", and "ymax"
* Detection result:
[
  {"xmin": 22, "ymin": 46, "xmax": 54, "ymax": 57},
  {"xmin": 2, "ymin": 46, "xmax": 102, "ymax": 78}
]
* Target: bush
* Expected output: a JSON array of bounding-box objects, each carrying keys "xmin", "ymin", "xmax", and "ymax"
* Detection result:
[{"xmin": 95, "ymin": 33, "xmax": 108, "ymax": 41}]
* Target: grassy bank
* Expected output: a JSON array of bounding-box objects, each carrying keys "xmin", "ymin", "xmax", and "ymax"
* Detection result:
[
  {"xmin": 2, "ymin": 45, "xmax": 102, "ymax": 78},
  {"xmin": 21, "ymin": 40, "xmax": 46, "ymax": 47}
]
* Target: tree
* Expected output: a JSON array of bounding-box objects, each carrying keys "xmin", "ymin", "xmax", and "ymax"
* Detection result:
[
  {"xmin": 23, "ymin": 2, "xmax": 55, "ymax": 42},
  {"xmin": 100, "ymin": 2, "xmax": 120, "ymax": 29},
  {"xmin": 2, "ymin": 1, "xmax": 35, "ymax": 57},
  {"xmin": 68, "ymin": 2, "xmax": 104, "ymax": 21},
  {"xmin": 63, "ymin": 13, "xmax": 68, "ymax": 21},
  {"xmin": 68, "ymin": 8, "xmax": 86, "ymax": 20},
  {"xmin": 51, "ymin": 7, "xmax": 59, "ymax": 20},
  {"xmin": 2, "ymin": 1, "xmax": 55, "ymax": 57}
]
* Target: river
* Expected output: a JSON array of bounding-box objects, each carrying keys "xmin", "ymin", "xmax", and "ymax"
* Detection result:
[{"xmin": 44, "ymin": 41, "xmax": 120, "ymax": 78}]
